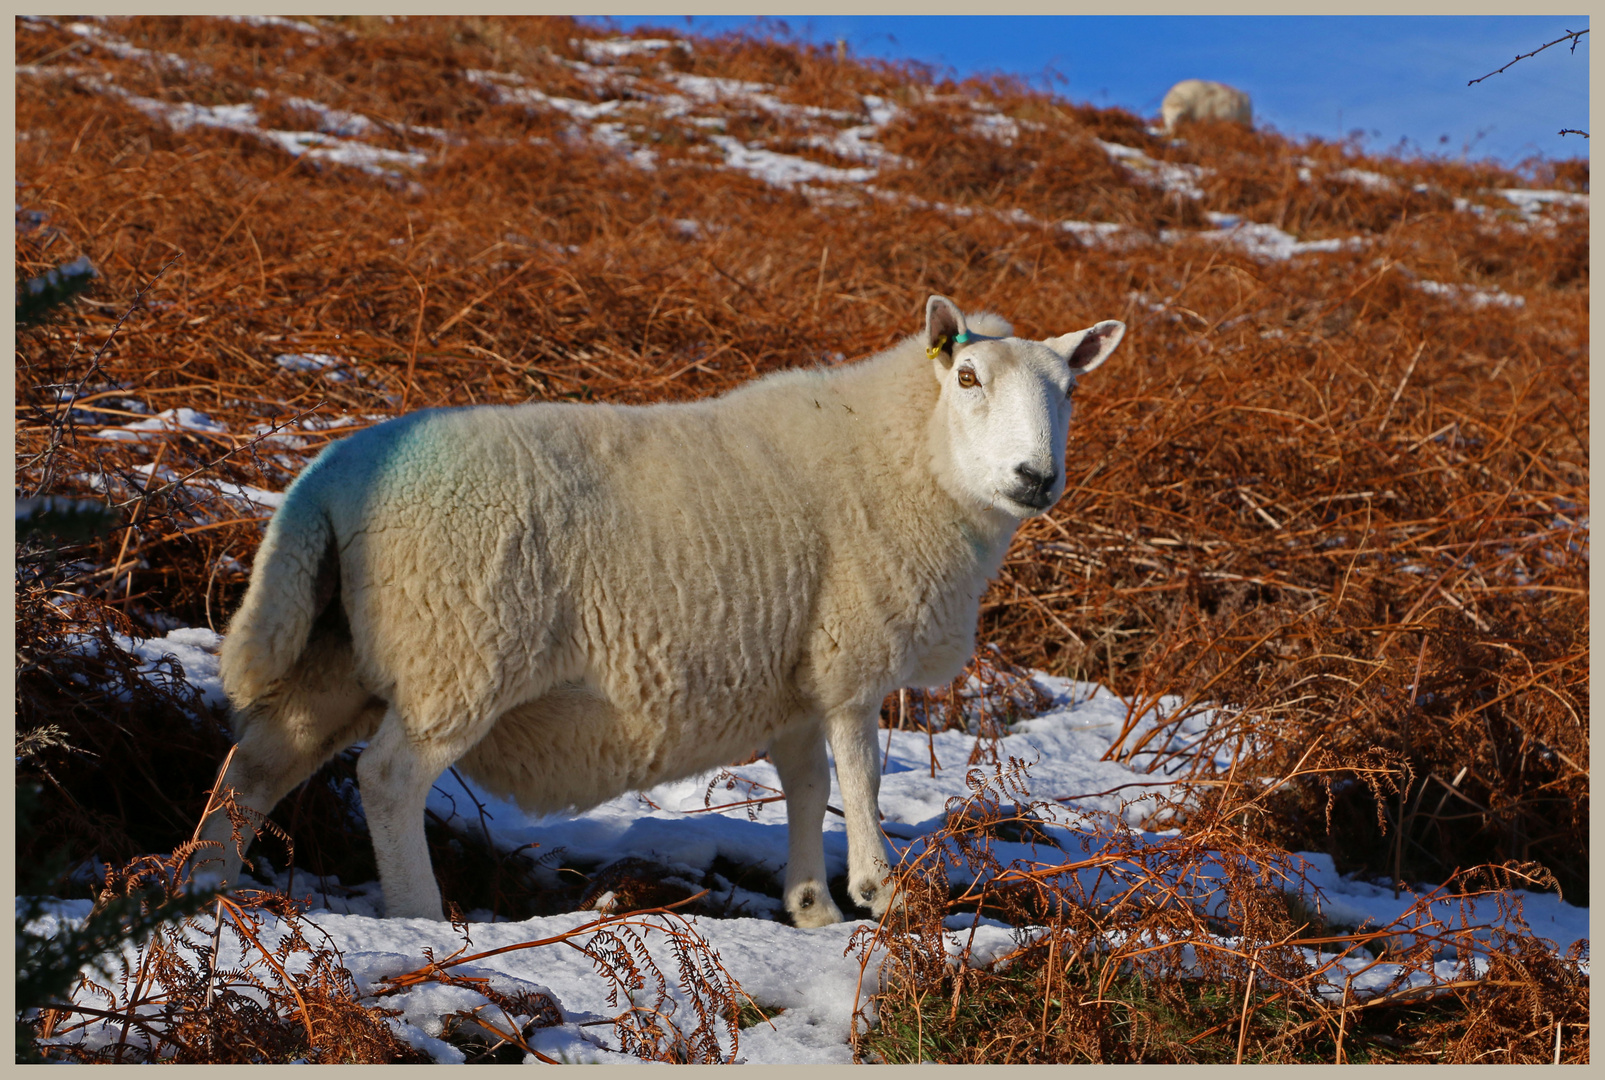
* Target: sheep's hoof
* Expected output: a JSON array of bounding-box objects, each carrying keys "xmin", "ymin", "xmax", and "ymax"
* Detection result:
[
  {"xmin": 849, "ymin": 876, "xmax": 899, "ymax": 917},
  {"xmin": 787, "ymin": 884, "xmax": 845, "ymax": 928},
  {"xmin": 380, "ymin": 889, "xmax": 449, "ymax": 921}
]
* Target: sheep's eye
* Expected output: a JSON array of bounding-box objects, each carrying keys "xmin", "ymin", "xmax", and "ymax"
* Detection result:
[{"xmin": 957, "ymin": 369, "xmax": 979, "ymax": 389}]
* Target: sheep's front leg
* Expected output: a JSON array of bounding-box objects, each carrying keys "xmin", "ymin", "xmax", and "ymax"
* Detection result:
[
  {"xmin": 825, "ymin": 705, "xmax": 899, "ymax": 917},
  {"xmin": 769, "ymin": 722, "xmax": 846, "ymax": 928},
  {"xmin": 356, "ymin": 706, "xmax": 465, "ymax": 921}
]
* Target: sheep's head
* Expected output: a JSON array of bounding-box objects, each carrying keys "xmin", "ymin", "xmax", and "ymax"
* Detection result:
[{"xmin": 923, "ymin": 293, "xmax": 1124, "ymax": 519}]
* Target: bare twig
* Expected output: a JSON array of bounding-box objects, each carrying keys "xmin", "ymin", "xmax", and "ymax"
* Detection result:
[
  {"xmin": 1234, "ymin": 952, "xmax": 1258, "ymax": 1064},
  {"xmin": 1468, "ymin": 28, "xmax": 1589, "ymax": 85},
  {"xmin": 107, "ymin": 403, "xmax": 325, "ymax": 510},
  {"xmin": 30, "ymin": 254, "xmax": 184, "ymax": 497}
]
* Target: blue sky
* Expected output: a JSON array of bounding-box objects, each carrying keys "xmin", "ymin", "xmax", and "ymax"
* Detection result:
[{"xmin": 594, "ymin": 16, "xmax": 1590, "ymax": 166}]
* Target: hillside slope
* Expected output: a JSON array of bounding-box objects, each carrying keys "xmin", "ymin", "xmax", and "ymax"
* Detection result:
[{"xmin": 15, "ymin": 16, "xmax": 1589, "ymax": 1064}]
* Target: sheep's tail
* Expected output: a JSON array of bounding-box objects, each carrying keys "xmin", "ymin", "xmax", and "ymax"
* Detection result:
[{"xmin": 218, "ymin": 485, "xmax": 336, "ymax": 711}]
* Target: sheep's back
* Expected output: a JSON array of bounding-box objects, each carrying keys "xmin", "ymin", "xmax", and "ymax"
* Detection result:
[
  {"xmin": 322, "ymin": 400, "xmax": 828, "ymax": 747},
  {"xmin": 1162, "ymin": 79, "xmax": 1252, "ymax": 129}
]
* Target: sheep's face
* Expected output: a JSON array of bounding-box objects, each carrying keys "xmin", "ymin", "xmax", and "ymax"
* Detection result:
[{"xmin": 923, "ymin": 295, "xmax": 1124, "ymax": 519}]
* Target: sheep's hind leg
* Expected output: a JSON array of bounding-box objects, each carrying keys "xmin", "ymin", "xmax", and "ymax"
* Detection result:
[
  {"xmin": 769, "ymin": 721, "xmax": 846, "ymax": 927},
  {"xmin": 194, "ymin": 712, "xmax": 375, "ymax": 892},
  {"xmin": 193, "ymin": 631, "xmax": 380, "ymax": 892},
  {"xmin": 826, "ymin": 705, "xmax": 900, "ymax": 917},
  {"xmin": 355, "ymin": 706, "xmax": 486, "ymax": 921}
]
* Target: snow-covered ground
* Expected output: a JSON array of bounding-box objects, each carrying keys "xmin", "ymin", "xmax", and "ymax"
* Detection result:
[{"xmin": 22, "ymin": 626, "xmax": 1589, "ymax": 1064}]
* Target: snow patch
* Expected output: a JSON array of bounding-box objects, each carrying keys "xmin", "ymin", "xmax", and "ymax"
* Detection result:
[
  {"xmin": 578, "ymin": 36, "xmax": 689, "ymax": 63},
  {"xmin": 1061, "ymin": 220, "xmax": 1140, "ymax": 249},
  {"xmin": 466, "ymin": 69, "xmax": 623, "ymax": 123},
  {"xmin": 1098, "ymin": 140, "xmax": 1206, "ymax": 200},
  {"xmin": 1496, "ymin": 188, "xmax": 1588, "ymax": 215},
  {"xmin": 96, "ymin": 407, "xmax": 229, "ymax": 443},
  {"xmin": 276, "ymin": 351, "xmax": 360, "ymax": 383},
  {"xmin": 1413, "ymin": 279, "xmax": 1525, "ymax": 309},
  {"xmin": 589, "ymin": 122, "xmax": 657, "ymax": 170},
  {"xmin": 802, "ymin": 124, "xmax": 904, "ymax": 167},
  {"xmin": 282, "ymin": 97, "xmax": 378, "ymax": 138},
  {"xmin": 709, "ymin": 135, "xmax": 876, "ymax": 187},
  {"xmin": 83, "ymin": 81, "xmax": 430, "ymax": 178},
  {"xmin": 114, "ymin": 626, "xmax": 229, "ymax": 710},
  {"xmin": 1188, "ymin": 212, "xmax": 1365, "ymax": 261},
  {"xmin": 665, "ymin": 72, "xmax": 772, "ymax": 103},
  {"xmin": 217, "ymin": 14, "xmax": 323, "ymax": 39},
  {"xmin": 1333, "ymin": 167, "xmax": 1397, "ymax": 193},
  {"xmin": 60, "ymin": 19, "xmax": 204, "ymax": 74},
  {"xmin": 971, "ymin": 112, "xmax": 1021, "ymax": 145}
]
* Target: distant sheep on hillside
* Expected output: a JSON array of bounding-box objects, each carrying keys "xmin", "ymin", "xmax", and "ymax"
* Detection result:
[
  {"xmin": 1162, "ymin": 79, "xmax": 1252, "ymax": 133},
  {"xmin": 196, "ymin": 295, "xmax": 1126, "ymax": 926}
]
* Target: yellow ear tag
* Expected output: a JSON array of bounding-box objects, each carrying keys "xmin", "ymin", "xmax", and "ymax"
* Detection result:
[{"xmin": 926, "ymin": 331, "xmax": 972, "ymax": 360}]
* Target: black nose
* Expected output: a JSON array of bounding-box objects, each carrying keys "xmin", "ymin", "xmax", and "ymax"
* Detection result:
[{"xmin": 1014, "ymin": 464, "xmax": 1057, "ymax": 503}]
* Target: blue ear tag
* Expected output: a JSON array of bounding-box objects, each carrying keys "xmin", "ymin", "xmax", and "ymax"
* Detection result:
[{"xmin": 953, "ymin": 331, "xmax": 973, "ymax": 346}]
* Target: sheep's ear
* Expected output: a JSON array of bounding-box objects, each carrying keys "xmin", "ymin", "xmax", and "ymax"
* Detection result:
[
  {"xmin": 1047, "ymin": 320, "xmax": 1126, "ymax": 374},
  {"xmin": 924, "ymin": 294, "xmax": 967, "ymax": 369}
]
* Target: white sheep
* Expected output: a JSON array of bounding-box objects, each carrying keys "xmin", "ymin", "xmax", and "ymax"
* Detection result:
[
  {"xmin": 197, "ymin": 295, "xmax": 1125, "ymax": 925},
  {"xmin": 1161, "ymin": 79, "xmax": 1252, "ymax": 134}
]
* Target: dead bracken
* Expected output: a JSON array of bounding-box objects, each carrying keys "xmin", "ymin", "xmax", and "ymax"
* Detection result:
[{"xmin": 15, "ymin": 14, "xmax": 1588, "ymax": 1065}]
